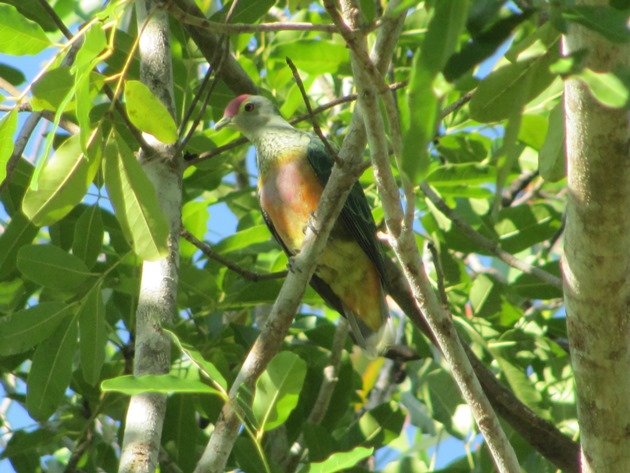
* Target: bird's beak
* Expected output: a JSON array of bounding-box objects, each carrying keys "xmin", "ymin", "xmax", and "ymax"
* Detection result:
[{"xmin": 214, "ymin": 116, "xmax": 231, "ymax": 131}]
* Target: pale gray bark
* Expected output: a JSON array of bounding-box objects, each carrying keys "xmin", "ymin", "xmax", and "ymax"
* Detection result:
[
  {"xmin": 562, "ymin": 2, "xmax": 630, "ymax": 471},
  {"xmin": 332, "ymin": 1, "xmax": 520, "ymax": 471},
  {"xmin": 118, "ymin": 2, "xmax": 182, "ymax": 472}
]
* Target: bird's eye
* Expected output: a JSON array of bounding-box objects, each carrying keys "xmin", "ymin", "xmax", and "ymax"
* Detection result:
[{"xmin": 244, "ymin": 103, "xmax": 255, "ymax": 112}]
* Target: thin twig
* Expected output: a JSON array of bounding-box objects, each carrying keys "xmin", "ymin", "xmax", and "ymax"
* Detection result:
[
  {"xmin": 421, "ymin": 182, "xmax": 563, "ymax": 289},
  {"xmin": 331, "ymin": 0, "xmax": 520, "ymax": 469},
  {"xmin": 426, "ymin": 241, "xmax": 448, "ymax": 307},
  {"xmin": 161, "ymin": 0, "xmax": 338, "ymax": 33},
  {"xmin": 181, "ymin": 229, "xmax": 287, "ymax": 282},
  {"xmin": 0, "ymin": 78, "xmax": 20, "ymax": 97},
  {"xmin": 0, "ymin": 103, "xmax": 79, "ymax": 133},
  {"xmin": 501, "ymin": 170, "xmax": 540, "ymax": 207},
  {"xmin": 285, "ymin": 57, "xmax": 343, "ymax": 166},
  {"xmin": 440, "ymin": 90, "xmax": 475, "ymax": 119}
]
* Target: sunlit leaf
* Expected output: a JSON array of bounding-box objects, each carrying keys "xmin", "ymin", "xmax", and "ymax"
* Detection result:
[
  {"xmin": 73, "ymin": 23, "xmax": 107, "ymax": 151},
  {"xmin": 303, "ymin": 446, "xmax": 374, "ymax": 473},
  {"xmin": 0, "ymin": 109, "xmax": 18, "ymax": 183},
  {"xmin": 0, "ymin": 4, "xmax": 51, "ymax": 55},
  {"xmin": 271, "ymin": 40, "xmax": 349, "ymax": 74},
  {"xmin": 22, "ymin": 133, "xmax": 103, "ymax": 226},
  {"xmin": 30, "ymin": 67, "xmax": 74, "ymax": 111},
  {"xmin": 103, "ymin": 136, "xmax": 169, "ymax": 261},
  {"xmin": 124, "ymin": 80, "xmax": 178, "ymax": 144},
  {"xmin": 578, "ymin": 68, "xmax": 630, "ymax": 108},
  {"xmin": 470, "ymin": 54, "xmax": 555, "ymax": 122},
  {"xmin": 101, "ymin": 374, "xmax": 221, "ymax": 395}
]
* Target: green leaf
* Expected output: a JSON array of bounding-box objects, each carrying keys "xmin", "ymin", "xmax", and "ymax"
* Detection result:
[
  {"xmin": 302, "ymin": 446, "xmax": 374, "ymax": 473},
  {"xmin": 73, "ymin": 23, "xmax": 107, "ymax": 151},
  {"xmin": 420, "ymin": 0, "xmax": 469, "ymax": 75},
  {"xmin": 180, "ymin": 200, "xmax": 209, "ymax": 258},
  {"xmin": 578, "ymin": 68, "xmax": 629, "ymax": 108},
  {"xmin": 426, "ymin": 163, "xmax": 495, "ymax": 186},
  {"xmin": 0, "ymin": 109, "xmax": 18, "ymax": 182},
  {"xmin": 30, "ymin": 67, "xmax": 74, "ymax": 112},
  {"xmin": 212, "ymin": 0, "xmax": 275, "ymax": 24},
  {"xmin": 469, "ymin": 274, "xmax": 507, "ymax": 319},
  {"xmin": 22, "ymin": 133, "xmax": 103, "ymax": 226},
  {"xmin": 103, "ymin": 136, "xmax": 169, "ymax": 261},
  {"xmin": 17, "ymin": 244, "xmax": 92, "ymax": 292},
  {"xmin": 124, "ymin": 80, "xmax": 178, "ymax": 144},
  {"xmin": 101, "ymin": 374, "xmax": 221, "ymax": 395},
  {"xmin": 0, "ymin": 63, "xmax": 26, "ymax": 85},
  {"xmin": 214, "ymin": 224, "xmax": 272, "ymax": 254},
  {"xmin": 562, "ymin": 6, "xmax": 630, "ymax": 43},
  {"xmin": 470, "ymin": 54, "xmax": 555, "ymax": 122},
  {"xmin": 163, "ymin": 395, "xmax": 198, "ymax": 473},
  {"xmin": 494, "ymin": 204, "xmax": 561, "ymax": 253},
  {"xmin": 512, "ymin": 261, "xmax": 562, "ymax": 300},
  {"xmin": 490, "ymin": 339, "xmax": 547, "ymax": 417},
  {"xmin": 253, "ymin": 351, "xmax": 306, "ymax": 431},
  {"xmin": 167, "ymin": 330, "xmax": 228, "ymax": 392},
  {"xmin": 26, "ymin": 314, "xmax": 78, "ymax": 421},
  {"xmin": 0, "ymin": 4, "xmax": 51, "ymax": 55},
  {"xmin": 0, "ymin": 212, "xmax": 38, "ymax": 279},
  {"xmin": 72, "ymin": 204, "xmax": 104, "ymax": 268},
  {"xmin": 401, "ymin": 0, "xmax": 468, "ymax": 183},
  {"xmin": 78, "ymin": 283, "xmax": 107, "ymax": 386},
  {"xmin": 538, "ymin": 102, "xmax": 565, "ymax": 182},
  {"xmin": 401, "ymin": 58, "xmax": 438, "ymax": 183},
  {"xmin": 444, "ymin": 12, "xmax": 532, "ymax": 81},
  {"xmin": 271, "ymin": 40, "xmax": 349, "ymax": 74},
  {"xmin": 0, "ymin": 302, "xmax": 71, "ymax": 356}
]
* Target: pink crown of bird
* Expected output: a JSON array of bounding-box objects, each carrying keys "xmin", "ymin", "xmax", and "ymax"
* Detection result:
[{"xmin": 216, "ymin": 94, "xmax": 417, "ymax": 361}]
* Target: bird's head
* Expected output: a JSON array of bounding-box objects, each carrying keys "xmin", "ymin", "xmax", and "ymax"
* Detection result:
[{"xmin": 214, "ymin": 95, "xmax": 283, "ymax": 141}]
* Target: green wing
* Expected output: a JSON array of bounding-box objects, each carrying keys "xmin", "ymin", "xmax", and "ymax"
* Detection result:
[{"xmin": 305, "ymin": 135, "xmax": 387, "ymax": 281}]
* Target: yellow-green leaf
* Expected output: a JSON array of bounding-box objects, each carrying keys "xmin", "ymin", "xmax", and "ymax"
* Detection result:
[{"xmin": 124, "ymin": 80, "xmax": 178, "ymax": 144}]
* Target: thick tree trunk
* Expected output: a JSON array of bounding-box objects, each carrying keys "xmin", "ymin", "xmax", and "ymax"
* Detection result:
[
  {"xmin": 562, "ymin": 2, "xmax": 630, "ymax": 471},
  {"xmin": 118, "ymin": 2, "xmax": 182, "ymax": 472}
]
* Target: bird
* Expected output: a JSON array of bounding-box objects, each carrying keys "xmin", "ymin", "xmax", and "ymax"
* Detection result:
[{"xmin": 215, "ymin": 94, "xmax": 394, "ymax": 357}]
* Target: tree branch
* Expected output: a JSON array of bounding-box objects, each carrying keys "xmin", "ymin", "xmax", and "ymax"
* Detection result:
[
  {"xmin": 421, "ymin": 182, "xmax": 563, "ymax": 289},
  {"xmin": 162, "ymin": 0, "xmax": 338, "ymax": 33},
  {"xmin": 180, "ymin": 229, "xmax": 287, "ymax": 281},
  {"xmin": 328, "ymin": 0, "xmax": 520, "ymax": 471},
  {"xmin": 118, "ymin": 2, "xmax": 182, "ymax": 472},
  {"xmin": 171, "ymin": 0, "xmax": 258, "ymax": 95},
  {"xmin": 192, "ymin": 5, "xmax": 408, "ymax": 472}
]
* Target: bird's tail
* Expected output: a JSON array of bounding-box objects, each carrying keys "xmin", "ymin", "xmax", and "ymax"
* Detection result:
[{"xmin": 343, "ymin": 298, "xmax": 395, "ymax": 358}]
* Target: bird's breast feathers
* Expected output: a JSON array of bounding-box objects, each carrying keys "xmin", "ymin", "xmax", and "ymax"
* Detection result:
[{"xmin": 258, "ymin": 150, "xmax": 324, "ymax": 251}]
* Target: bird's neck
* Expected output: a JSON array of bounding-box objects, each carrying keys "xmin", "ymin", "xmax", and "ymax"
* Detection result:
[{"xmin": 250, "ymin": 117, "xmax": 307, "ymax": 173}]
